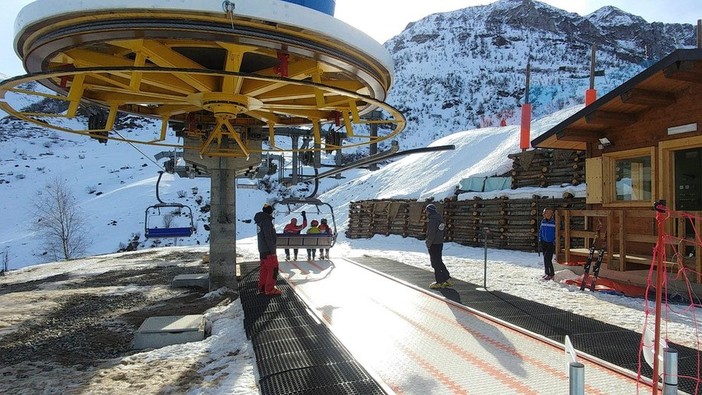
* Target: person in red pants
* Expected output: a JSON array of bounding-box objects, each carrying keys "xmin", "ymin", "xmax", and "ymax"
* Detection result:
[{"xmin": 255, "ymin": 203, "xmax": 281, "ymax": 296}]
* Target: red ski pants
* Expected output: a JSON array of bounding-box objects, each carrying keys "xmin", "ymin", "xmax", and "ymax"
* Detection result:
[{"xmin": 258, "ymin": 254, "xmax": 279, "ymax": 293}]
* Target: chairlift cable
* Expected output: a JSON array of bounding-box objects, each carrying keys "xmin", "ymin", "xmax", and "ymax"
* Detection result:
[{"xmin": 111, "ymin": 129, "xmax": 165, "ymax": 171}]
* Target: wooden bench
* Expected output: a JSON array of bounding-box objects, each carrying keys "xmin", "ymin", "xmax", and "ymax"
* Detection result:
[{"xmin": 276, "ymin": 234, "xmax": 334, "ymax": 248}]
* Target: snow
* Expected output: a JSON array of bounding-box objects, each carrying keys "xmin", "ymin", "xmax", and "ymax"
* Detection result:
[{"xmin": 2, "ymin": 235, "xmax": 700, "ymax": 393}]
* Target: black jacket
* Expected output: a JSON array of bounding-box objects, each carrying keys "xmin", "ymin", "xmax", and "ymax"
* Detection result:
[
  {"xmin": 426, "ymin": 210, "xmax": 445, "ymax": 247},
  {"xmin": 254, "ymin": 211, "xmax": 277, "ymax": 255}
]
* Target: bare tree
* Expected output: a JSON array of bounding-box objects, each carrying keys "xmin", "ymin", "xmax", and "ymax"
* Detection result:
[
  {"xmin": 32, "ymin": 178, "xmax": 90, "ymax": 260},
  {"xmin": 162, "ymin": 212, "xmax": 175, "ymax": 228}
]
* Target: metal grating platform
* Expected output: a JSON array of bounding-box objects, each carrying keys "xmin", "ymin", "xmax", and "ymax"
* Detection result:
[{"xmin": 238, "ymin": 263, "xmax": 387, "ymax": 395}]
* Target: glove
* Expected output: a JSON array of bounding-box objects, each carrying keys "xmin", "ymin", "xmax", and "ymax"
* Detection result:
[{"xmin": 301, "ymin": 210, "xmax": 307, "ymax": 218}]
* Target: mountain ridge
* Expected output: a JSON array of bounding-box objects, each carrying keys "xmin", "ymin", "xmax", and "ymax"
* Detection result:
[{"xmin": 384, "ymin": 0, "xmax": 697, "ymax": 147}]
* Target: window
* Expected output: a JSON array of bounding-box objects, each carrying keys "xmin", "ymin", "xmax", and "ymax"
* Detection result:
[
  {"xmin": 615, "ymin": 156, "xmax": 652, "ymax": 201},
  {"xmin": 603, "ymin": 148, "xmax": 655, "ymax": 206}
]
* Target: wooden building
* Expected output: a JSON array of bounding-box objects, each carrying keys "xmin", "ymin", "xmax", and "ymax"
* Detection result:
[{"xmin": 532, "ymin": 48, "xmax": 702, "ymax": 282}]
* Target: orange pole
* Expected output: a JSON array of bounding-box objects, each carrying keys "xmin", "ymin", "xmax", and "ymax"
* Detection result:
[
  {"xmin": 585, "ymin": 89, "xmax": 597, "ymax": 106},
  {"xmin": 520, "ymin": 104, "xmax": 532, "ymax": 151}
]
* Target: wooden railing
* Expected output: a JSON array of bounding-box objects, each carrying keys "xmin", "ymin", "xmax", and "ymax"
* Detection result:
[{"xmin": 556, "ymin": 208, "xmax": 702, "ymax": 282}]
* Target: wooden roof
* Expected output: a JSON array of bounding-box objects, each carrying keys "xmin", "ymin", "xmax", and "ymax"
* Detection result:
[{"xmin": 532, "ymin": 48, "xmax": 702, "ymax": 150}]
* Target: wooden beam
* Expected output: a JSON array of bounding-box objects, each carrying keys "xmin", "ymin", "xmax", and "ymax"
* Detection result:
[
  {"xmin": 585, "ymin": 110, "xmax": 637, "ymax": 127},
  {"xmin": 620, "ymin": 88, "xmax": 676, "ymax": 106},
  {"xmin": 555, "ymin": 128, "xmax": 601, "ymax": 143},
  {"xmin": 664, "ymin": 60, "xmax": 702, "ymax": 84}
]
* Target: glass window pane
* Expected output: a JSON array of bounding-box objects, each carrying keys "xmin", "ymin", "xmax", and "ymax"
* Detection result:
[{"xmin": 615, "ymin": 155, "xmax": 652, "ymax": 201}]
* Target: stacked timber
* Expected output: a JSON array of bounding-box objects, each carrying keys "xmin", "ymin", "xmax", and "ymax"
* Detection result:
[
  {"xmin": 346, "ymin": 199, "xmax": 425, "ymax": 239},
  {"xmin": 509, "ymin": 149, "xmax": 585, "ymax": 189},
  {"xmin": 346, "ymin": 195, "xmax": 586, "ymax": 253}
]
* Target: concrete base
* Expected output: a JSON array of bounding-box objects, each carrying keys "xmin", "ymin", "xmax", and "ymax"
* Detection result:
[
  {"xmin": 132, "ymin": 314, "xmax": 205, "ymax": 350},
  {"xmin": 172, "ymin": 273, "xmax": 209, "ymax": 289}
]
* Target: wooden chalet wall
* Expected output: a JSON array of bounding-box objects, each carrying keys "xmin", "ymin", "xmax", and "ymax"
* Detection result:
[
  {"xmin": 508, "ymin": 149, "xmax": 586, "ymax": 189},
  {"xmin": 347, "ymin": 195, "xmax": 585, "ymax": 252}
]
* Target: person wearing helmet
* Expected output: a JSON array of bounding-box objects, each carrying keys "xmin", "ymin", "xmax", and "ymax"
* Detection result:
[
  {"xmin": 318, "ymin": 218, "xmax": 332, "ymax": 260},
  {"xmin": 425, "ymin": 204, "xmax": 452, "ymax": 289},
  {"xmin": 306, "ymin": 219, "xmax": 321, "ymax": 261},
  {"xmin": 283, "ymin": 211, "xmax": 307, "ymax": 261},
  {"xmin": 254, "ymin": 203, "xmax": 281, "ymax": 296}
]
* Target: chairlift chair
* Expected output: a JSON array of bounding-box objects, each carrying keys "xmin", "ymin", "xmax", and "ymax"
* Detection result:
[
  {"xmin": 144, "ymin": 171, "xmax": 196, "ymax": 239},
  {"xmin": 274, "ymin": 197, "xmax": 337, "ymax": 249},
  {"xmin": 144, "ymin": 203, "xmax": 196, "ymax": 238}
]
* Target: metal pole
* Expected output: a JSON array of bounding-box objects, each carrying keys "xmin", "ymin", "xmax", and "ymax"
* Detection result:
[
  {"xmin": 483, "ymin": 228, "xmax": 489, "ymax": 289},
  {"xmin": 369, "ymin": 111, "xmax": 379, "ymax": 171},
  {"xmin": 589, "ymin": 44, "xmax": 596, "ymax": 90},
  {"xmin": 291, "ymin": 135, "xmax": 299, "ymax": 185},
  {"xmin": 569, "ymin": 362, "xmax": 585, "ymax": 395},
  {"xmin": 663, "ymin": 348, "xmax": 678, "ymax": 395}
]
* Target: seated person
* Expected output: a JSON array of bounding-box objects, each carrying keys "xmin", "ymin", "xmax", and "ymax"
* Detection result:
[
  {"xmin": 318, "ymin": 218, "xmax": 332, "ymax": 260},
  {"xmin": 283, "ymin": 211, "xmax": 307, "ymax": 260},
  {"xmin": 306, "ymin": 219, "xmax": 321, "ymax": 261}
]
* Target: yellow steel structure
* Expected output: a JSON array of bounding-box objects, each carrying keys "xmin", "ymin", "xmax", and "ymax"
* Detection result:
[{"xmin": 0, "ymin": 2, "xmax": 405, "ymax": 158}]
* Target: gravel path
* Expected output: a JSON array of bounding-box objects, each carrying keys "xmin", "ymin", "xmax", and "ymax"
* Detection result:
[{"xmin": 0, "ymin": 250, "xmax": 240, "ymax": 394}]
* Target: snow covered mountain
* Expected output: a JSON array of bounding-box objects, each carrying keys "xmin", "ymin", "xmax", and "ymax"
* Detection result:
[
  {"xmin": 0, "ymin": 0, "xmax": 696, "ymax": 269},
  {"xmin": 384, "ymin": 0, "xmax": 697, "ymax": 147}
]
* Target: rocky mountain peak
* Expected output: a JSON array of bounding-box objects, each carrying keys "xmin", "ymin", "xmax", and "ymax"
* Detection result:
[{"xmin": 383, "ymin": 0, "xmax": 697, "ymax": 150}]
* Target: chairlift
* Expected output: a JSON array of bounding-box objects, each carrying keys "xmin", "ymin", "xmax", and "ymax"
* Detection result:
[
  {"xmin": 273, "ymin": 197, "xmax": 337, "ymax": 249},
  {"xmin": 144, "ymin": 171, "xmax": 196, "ymax": 239}
]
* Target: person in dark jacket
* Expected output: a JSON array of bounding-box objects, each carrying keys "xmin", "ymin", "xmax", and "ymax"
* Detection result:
[
  {"xmin": 283, "ymin": 211, "xmax": 307, "ymax": 261},
  {"xmin": 255, "ymin": 203, "xmax": 281, "ymax": 295},
  {"xmin": 539, "ymin": 207, "xmax": 556, "ymax": 280},
  {"xmin": 425, "ymin": 204, "xmax": 452, "ymax": 289}
]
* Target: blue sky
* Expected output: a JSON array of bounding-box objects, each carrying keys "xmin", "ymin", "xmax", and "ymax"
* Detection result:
[{"xmin": 0, "ymin": 0, "xmax": 700, "ymax": 78}]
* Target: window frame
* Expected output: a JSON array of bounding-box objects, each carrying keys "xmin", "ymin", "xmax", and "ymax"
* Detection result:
[{"xmin": 602, "ymin": 147, "xmax": 656, "ymax": 207}]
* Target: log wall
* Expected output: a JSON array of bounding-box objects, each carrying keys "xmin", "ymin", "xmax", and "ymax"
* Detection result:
[
  {"xmin": 347, "ymin": 195, "xmax": 586, "ymax": 252},
  {"xmin": 508, "ymin": 149, "xmax": 586, "ymax": 189}
]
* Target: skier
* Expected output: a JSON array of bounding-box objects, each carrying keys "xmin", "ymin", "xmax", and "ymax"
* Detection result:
[
  {"xmin": 306, "ymin": 219, "xmax": 321, "ymax": 261},
  {"xmin": 283, "ymin": 211, "xmax": 307, "ymax": 261},
  {"xmin": 255, "ymin": 203, "xmax": 281, "ymax": 296},
  {"xmin": 538, "ymin": 207, "xmax": 556, "ymax": 280},
  {"xmin": 425, "ymin": 204, "xmax": 452, "ymax": 289},
  {"xmin": 318, "ymin": 218, "xmax": 332, "ymax": 260}
]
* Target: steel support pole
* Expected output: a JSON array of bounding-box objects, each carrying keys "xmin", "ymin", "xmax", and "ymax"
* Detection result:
[
  {"xmin": 483, "ymin": 228, "xmax": 489, "ymax": 289},
  {"xmin": 209, "ymin": 158, "xmax": 238, "ymax": 291},
  {"xmin": 569, "ymin": 362, "xmax": 585, "ymax": 395},
  {"xmin": 663, "ymin": 348, "xmax": 678, "ymax": 395}
]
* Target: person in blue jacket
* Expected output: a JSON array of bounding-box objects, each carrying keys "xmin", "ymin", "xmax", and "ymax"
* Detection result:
[{"xmin": 539, "ymin": 207, "xmax": 556, "ymax": 280}]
